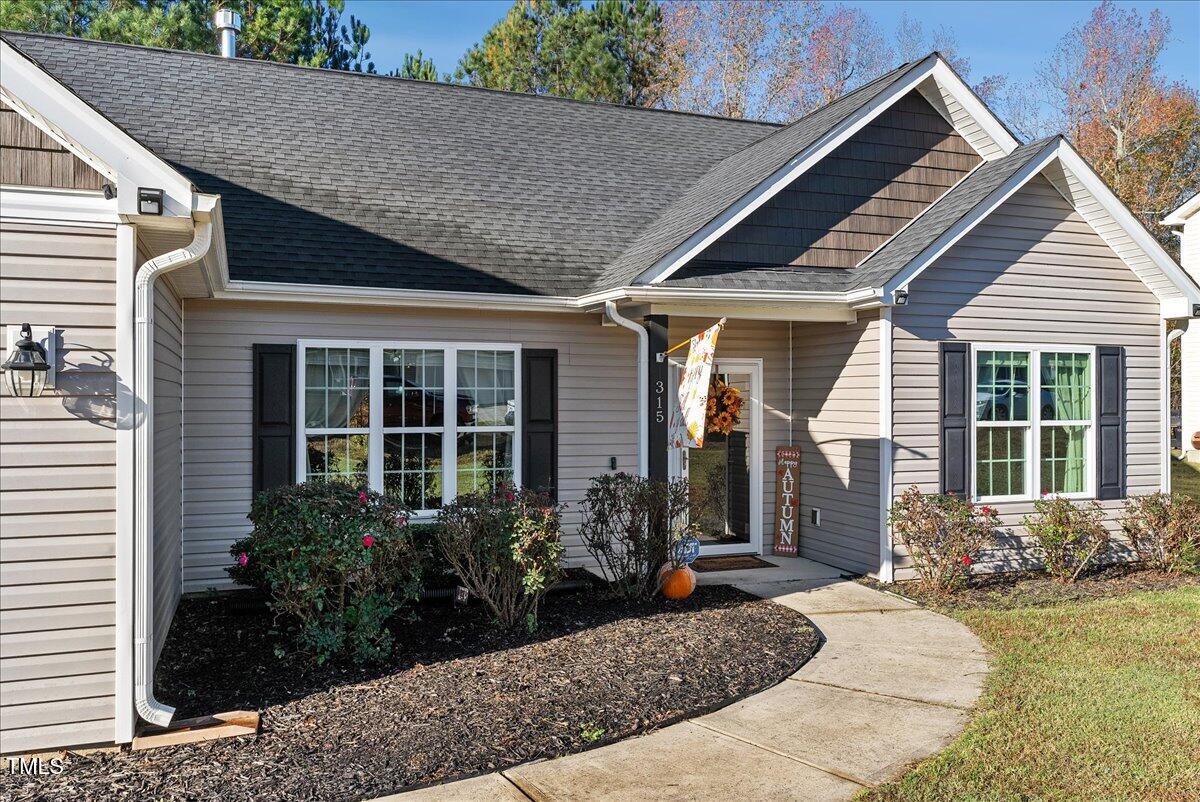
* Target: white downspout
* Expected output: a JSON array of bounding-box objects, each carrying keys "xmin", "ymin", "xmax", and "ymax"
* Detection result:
[
  {"xmin": 134, "ymin": 221, "xmax": 212, "ymax": 727},
  {"xmin": 1169, "ymin": 326, "xmax": 1185, "ymax": 456},
  {"xmin": 605, "ymin": 301, "xmax": 648, "ymax": 477}
]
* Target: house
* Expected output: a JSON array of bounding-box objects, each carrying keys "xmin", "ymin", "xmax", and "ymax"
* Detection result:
[
  {"xmin": 1164, "ymin": 193, "xmax": 1200, "ymax": 461},
  {"xmin": 1, "ymin": 28, "xmax": 1198, "ymax": 756}
]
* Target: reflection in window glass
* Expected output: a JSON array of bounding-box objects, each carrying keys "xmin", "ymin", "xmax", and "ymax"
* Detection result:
[
  {"xmin": 458, "ymin": 350, "xmax": 516, "ymax": 427},
  {"xmin": 383, "ymin": 349, "xmax": 444, "ymax": 428},
  {"xmin": 305, "ymin": 434, "xmax": 368, "ymax": 486},
  {"xmin": 456, "ymin": 432, "xmax": 514, "ymax": 495},
  {"xmin": 976, "ymin": 350, "xmax": 1029, "ymax": 422},
  {"xmin": 304, "ymin": 347, "xmax": 369, "ymax": 429},
  {"xmin": 383, "ymin": 433, "xmax": 443, "ymax": 510}
]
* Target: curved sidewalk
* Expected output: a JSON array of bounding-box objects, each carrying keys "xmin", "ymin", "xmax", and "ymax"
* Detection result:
[{"xmin": 388, "ymin": 560, "xmax": 989, "ymax": 801}]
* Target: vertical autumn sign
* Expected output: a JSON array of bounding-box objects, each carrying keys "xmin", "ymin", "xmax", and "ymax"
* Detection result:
[{"xmin": 774, "ymin": 446, "xmax": 801, "ymax": 556}]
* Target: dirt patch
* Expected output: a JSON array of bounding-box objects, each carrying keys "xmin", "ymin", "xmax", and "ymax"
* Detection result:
[
  {"xmin": 4, "ymin": 585, "xmax": 818, "ymax": 802},
  {"xmin": 862, "ymin": 564, "xmax": 1200, "ymax": 611}
]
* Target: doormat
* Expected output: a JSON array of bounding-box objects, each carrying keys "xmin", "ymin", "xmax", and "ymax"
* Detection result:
[{"xmin": 691, "ymin": 555, "xmax": 775, "ymax": 573}]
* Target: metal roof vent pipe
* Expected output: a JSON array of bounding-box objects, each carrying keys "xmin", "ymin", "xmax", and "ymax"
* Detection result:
[{"xmin": 214, "ymin": 8, "xmax": 241, "ymax": 59}]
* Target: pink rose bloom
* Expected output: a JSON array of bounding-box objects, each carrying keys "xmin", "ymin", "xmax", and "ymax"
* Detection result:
[
  {"xmin": 237, "ymin": 552, "xmax": 249, "ymax": 567},
  {"xmin": 362, "ymin": 534, "xmax": 375, "ymax": 549},
  {"xmin": 960, "ymin": 555, "xmax": 973, "ymax": 566},
  {"xmin": 504, "ymin": 491, "xmax": 515, "ymax": 502},
  {"xmin": 358, "ymin": 491, "xmax": 369, "ymax": 504}
]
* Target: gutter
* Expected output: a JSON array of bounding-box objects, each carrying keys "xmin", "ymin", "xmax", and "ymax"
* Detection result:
[
  {"xmin": 604, "ymin": 301, "xmax": 649, "ymax": 477},
  {"xmin": 133, "ymin": 219, "xmax": 213, "ymax": 727}
]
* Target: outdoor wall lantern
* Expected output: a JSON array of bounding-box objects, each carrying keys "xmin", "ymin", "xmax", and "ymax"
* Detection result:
[{"xmin": 2, "ymin": 324, "xmax": 52, "ymax": 398}]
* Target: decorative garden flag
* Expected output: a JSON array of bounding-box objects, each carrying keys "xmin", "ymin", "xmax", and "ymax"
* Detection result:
[{"xmin": 669, "ymin": 319, "xmax": 724, "ymax": 449}]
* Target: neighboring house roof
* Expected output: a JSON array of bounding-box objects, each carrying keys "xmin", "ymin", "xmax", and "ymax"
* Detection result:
[
  {"xmin": 1, "ymin": 32, "xmax": 777, "ymax": 296},
  {"xmin": 1163, "ymin": 192, "xmax": 1200, "ymax": 226}
]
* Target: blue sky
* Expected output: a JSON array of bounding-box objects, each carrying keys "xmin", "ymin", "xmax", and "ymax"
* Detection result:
[{"xmin": 345, "ymin": 0, "xmax": 1199, "ymax": 88}]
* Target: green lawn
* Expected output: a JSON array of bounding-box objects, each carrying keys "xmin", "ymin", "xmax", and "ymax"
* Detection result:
[
  {"xmin": 1172, "ymin": 453, "xmax": 1200, "ymax": 501},
  {"xmin": 861, "ymin": 587, "xmax": 1200, "ymax": 801}
]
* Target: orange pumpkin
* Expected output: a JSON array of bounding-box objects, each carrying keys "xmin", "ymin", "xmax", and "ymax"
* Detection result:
[{"xmin": 659, "ymin": 564, "xmax": 696, "ymax": 600}]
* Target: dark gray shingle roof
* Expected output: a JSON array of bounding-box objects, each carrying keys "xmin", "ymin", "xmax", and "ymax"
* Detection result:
[{"xmin": 3, "ymin": 32, "xmax": 778, "ymax": 295}]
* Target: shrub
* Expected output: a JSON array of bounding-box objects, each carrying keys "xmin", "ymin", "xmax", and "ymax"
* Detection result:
[
  {"xmin": 1022, "ymin": 495, "xmax": 1110, "ymax": 583},
  {"xmin": 1121, "ymin": 492, "xmax": 1200, "ymax": 573},
  {"xmin": 228, "ymin": 481, "xmax": 424, "ymax": 664},
  {"xmin": 579, "ymin": 473, "xmax": 693, "ymax": 599},
  {"xmin": 435, "ymin": 484, "xmax": 564, "ymax": 630},
  {"xmin": 888, "ymin": 486, "xmax": 1000, "ymax": 594}
]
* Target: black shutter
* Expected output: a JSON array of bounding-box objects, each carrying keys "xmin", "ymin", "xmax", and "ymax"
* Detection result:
[
  {"xmin": 1096, "ymin": 345, "xmax": 1126, "ymax": 500},
  {"xmin": 252, "ymin": 343, "xmax": 296, "ymax": 493},
  {"xmin": 522, "ymin": 349, "xmax": 558, "ymax": 499},
  {"xmin": 939, "ymin": 341, "xmax": 971, "ymax": 496}
]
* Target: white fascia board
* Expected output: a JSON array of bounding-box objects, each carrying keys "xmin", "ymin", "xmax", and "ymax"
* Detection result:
[
  {"xmin": 0, "ymin": 184, "xmax": 119, "ymax": 225},
  {"xmin": 1, "ymin": 40, "xmax": 193, "ymax": 218},
  {"xmin": 880, "ymin": 140, "xmax": 1062, "ymax": 297},
  {"xmin": 635, "ymin": 57, "xmax": 941, "ymax": 288},
  {"xmin": 1055, "ymin": 144, "xmax": 1200, "ymax": 308},
  {"xmin": 927, "ymin": 60, "xmax": 1019, "ymax": 156},
  {"xmin": 1162, "ymin": 192, "xmax": 1200, "ymax": 226}
]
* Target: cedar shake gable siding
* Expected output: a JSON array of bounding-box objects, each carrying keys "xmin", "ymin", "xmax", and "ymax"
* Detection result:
[
  {"xmin": 1, "ymin": 101, "xmax": 104, "ymax": 190},
  {"xmin": 688, "ymin": 91, "xmax": 981, "ymax": 272}
]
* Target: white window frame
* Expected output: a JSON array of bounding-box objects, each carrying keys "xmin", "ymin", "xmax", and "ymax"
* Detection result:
[
  {"xmin": 295, "ymin": 339, "xmax": 522, "ymax": 517},
  {"xmin": 970, "ymin": 343, "xmax": 1097, "ymax": 503}
]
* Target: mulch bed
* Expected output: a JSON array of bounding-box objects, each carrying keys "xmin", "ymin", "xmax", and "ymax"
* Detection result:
[
  {"xmin": 861, "ymin": 564, "xmax": 1200, "ymax": 611},
  {"xmin": 5, "ymin": 585, "xmax": 818, "ymax": 802}
]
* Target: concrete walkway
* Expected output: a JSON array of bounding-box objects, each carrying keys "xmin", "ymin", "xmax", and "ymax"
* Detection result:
[{"xmin": 386, "ymin": 558, "xmax": 989, "ymax": 802}]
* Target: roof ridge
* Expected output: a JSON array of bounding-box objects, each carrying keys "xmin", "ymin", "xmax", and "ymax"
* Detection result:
[{"xmin": 0, "ymin": 30, "xmax": 783, "ymax": 129}]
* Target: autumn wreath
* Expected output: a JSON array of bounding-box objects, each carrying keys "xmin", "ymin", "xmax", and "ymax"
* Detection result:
[{"xmin": 705, "ymin": 377, "xmax": 744, "ymax": 436}]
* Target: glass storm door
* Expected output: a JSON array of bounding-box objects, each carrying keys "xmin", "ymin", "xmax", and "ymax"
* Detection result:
[{"xmin": 670, "ymin": 360, "xmax": 763, "ymax": 556}]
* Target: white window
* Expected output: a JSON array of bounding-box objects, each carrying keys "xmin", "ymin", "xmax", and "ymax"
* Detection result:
[
  {"xmin": 972, "ymin": 345, "xmax": 1096, "ymax": 502},
  {"xmin": 298, "ymin": 341, "xmax": 520, "ymax": 516}
]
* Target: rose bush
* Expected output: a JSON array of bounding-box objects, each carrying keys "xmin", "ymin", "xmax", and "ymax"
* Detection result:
[
  {"xmin": 435, "ymin": 484, "xmax": 564, "ymax": 630},
  {"xmin": 888, "ymin": 486, "xmax": 1001, "ymax": 594},
  {"xmin": 1121, "ymin": 492, "xmax": 1200, "ymax": 574},
  {"xmin": 1022, "ymin": 495, "xmax": 1110, "ymax": 583},
  {"xmin": 228, "ymin": 481, "xmax": 424, "ymax": 664}
]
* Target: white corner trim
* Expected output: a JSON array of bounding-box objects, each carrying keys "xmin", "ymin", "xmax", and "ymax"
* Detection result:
[
  {"xmin": 1161, "ymin": 324, "xmax": 1171, "ymax": 492},
  {"xmin": 635, "ymin": 56, "xmax": 941, "ymax": 287},
  {"xmin": 113, "ymin": 223, "xmax": 136, "ymax": 744},
  {"xmin": 1, "ymin": 40, "xmax": 193, "ymax": 218},
  {"xmin": 1055, "ymin": 143, "xmax": 1200, "ymax": 307},
  {"xmin": 0, "ymin": 184, "xmax": 119, "ymax": 225},
  {"xmin": 880, "ymin": 139, "xmax": 1062, "ymax": 297},
  {"xmin": 878, "ymin": 307, "xmax": 895, "ymax": 583}
]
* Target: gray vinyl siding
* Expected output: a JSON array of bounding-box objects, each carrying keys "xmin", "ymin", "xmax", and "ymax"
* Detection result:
[
  {"xmin": 791, "ymin": 313, "xmax": 881, "ymax": 573},
  {"xmin": 0, "ymin": 221, "xmax": 118, "ymax": 753},
  {"xmin": 891, "ymin": 175, "xmax": 1163, "ymax": 573},
  {"xmin": 181, "ymin": 301, "xmax": 640, "ymax": 592},
  {"xmin": 667, "ymin": 318, "xmax": 792, "ymax": 552},
  {"xmin": 152, "ymin": 282, "xmax": 183, "ymax": 656}
]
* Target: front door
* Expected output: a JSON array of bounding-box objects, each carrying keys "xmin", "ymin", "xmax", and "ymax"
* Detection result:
[{"xmin": 670, "ymin": 359, "xmax": 763, "ymax": 555}]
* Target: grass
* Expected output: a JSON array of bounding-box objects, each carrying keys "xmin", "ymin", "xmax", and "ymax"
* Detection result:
[
  {"xmin": 1172, "ymin": 452, "xmax": 1200, "ymax": 501},
  {"xmin": 861, "ymin": 586, "xmax": 1200, "ymax": 802}
]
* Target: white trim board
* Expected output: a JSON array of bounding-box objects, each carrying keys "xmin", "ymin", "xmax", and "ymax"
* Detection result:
[
  {"xmin": 637, "ymin": 56, "xmax": 1019, "ymax": 287},
  {"xmin": 0, "ymin": 184, "xmax": 119, "ymax": 225},
  {"xmin": 881, "ymin": 139, "xmax": 1200, "ymax": 314},
  {"xmin": 1, "ymin": 40, "xmax": 194, "ymax": 219}
]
